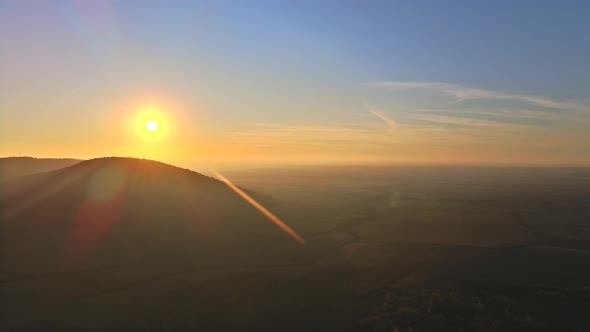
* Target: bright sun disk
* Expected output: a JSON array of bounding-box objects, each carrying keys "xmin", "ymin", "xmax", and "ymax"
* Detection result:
[{"xmin": 146, "ymin": 120, "xmax": 158, "ymax": 131}]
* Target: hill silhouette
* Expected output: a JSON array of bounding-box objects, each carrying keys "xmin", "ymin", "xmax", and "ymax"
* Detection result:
[
  {"xmin": 0, "ymin": 157, "xmax": 297, "ymax": 274},
  {"xmin": 0, "ymin": 157, "xmax": 81, "ymax": 182}
]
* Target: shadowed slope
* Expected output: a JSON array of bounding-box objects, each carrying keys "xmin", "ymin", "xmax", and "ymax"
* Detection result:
[{"xmin": 0, "ymin": 157, "xmax": 296, "ymax": 274}]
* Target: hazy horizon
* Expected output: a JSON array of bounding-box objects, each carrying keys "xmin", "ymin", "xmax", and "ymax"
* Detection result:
[{"xmin": 4, "ymin": 155, "xmax": 590, "ymax": 173}]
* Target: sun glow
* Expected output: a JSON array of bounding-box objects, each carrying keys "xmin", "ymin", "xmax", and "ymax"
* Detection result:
[{"xmin": 118, "ymin": 97, "xmax": 194, "ymax": 160}]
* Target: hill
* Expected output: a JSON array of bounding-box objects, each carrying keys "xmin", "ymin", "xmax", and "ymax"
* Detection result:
[
  {"xmin": 0, "ymin": 157, "xmax": 299, "ymax": 275},
  {"xmin": 0, "ymin": 157, "xmax": 81, "ymax": 182}
]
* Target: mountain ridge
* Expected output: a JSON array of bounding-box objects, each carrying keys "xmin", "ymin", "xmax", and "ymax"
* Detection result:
[
  {"xmin": 0, "ymin": 157, "xmax": 296, "ymax": 275},
  {"xmin": 0, "ymin": 157, "xmax": 81, "ymax": 182}
]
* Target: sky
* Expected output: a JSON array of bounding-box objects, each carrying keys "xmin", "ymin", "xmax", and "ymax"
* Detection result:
[{"xmin": 1, "ymin": 0, "xmax": 589, "ymax": 167}]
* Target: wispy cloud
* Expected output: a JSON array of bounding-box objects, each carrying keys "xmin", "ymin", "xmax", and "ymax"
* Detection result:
[
  {"xmin": 215, "ymin": 81, "xmax": 589, "ymax": 164},
  {"xmin": 416, "ymin": 108, "xmax": 560, "ymax": 121},
  {"xmin": 408, "ymin": 114, "xmax": 542, "ymax": 132},
  {"xmin": 371, "ymin": 81, "xmax": 587, "ymax": 112},
  {"xmin": 229, "ymin": 123, "xmax": 394, "ymax": 146},
  {"xmin": 368, "ymin": 108, "xmax": 396, "ymax": 129},
  {"xmin": 228, "ymin": 120, "xmax": 501, "ymax": 149}
]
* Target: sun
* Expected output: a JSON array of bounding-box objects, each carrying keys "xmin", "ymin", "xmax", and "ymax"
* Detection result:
[
  {"xmin": 146, "ymin": 120, "xmax": 158, "ymax": 132},
  {"xmin": 133, "ymin": 103, "xmax": 171, "ymax": 141}
]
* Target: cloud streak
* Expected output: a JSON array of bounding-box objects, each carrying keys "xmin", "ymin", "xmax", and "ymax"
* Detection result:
[
  {"xmin": 368, "ymin": 108, "xmax": 397, "ymax": 129},
  {"xmin": 371, "ymin": 81, "xmax": 587, "ymax": 112},
  {"xmin": 408, "ymin": 114, "xmax": 542, "ymax": 132},
  {"xmin": 230, "ymin": 123, "xmax": 393, "ymax": 145},
  {"xmin": 416, "ymin": 108, "xmax": 560, "ymax": 121}
]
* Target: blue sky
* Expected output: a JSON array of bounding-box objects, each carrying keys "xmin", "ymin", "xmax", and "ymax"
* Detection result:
[{"xmin": 1, "ymin": 0, "xmax": 589, "ymax": 165}]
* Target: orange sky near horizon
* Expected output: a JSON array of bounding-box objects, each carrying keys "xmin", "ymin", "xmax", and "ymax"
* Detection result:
[{"xmin": 2, "ymin": 90, "xmax": 589, "ymax": 167}]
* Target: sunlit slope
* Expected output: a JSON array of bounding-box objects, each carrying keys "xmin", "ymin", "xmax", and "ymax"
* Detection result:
[
  {"xmin": 0, "ymin": 157, "xmax": 294, "ymax": 274},
  {"xmin": 0, "ymin": 157, "xmax": 81, "ymax": 182}
]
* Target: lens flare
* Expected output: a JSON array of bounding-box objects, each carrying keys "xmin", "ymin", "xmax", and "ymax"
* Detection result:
[{"xmin": 211, "ymin": 169, "xmax": 305, "ymax": 244}]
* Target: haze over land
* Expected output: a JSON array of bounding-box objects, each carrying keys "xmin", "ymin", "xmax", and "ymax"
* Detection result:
[{"xmin": 1, "ymin": 158, "xmax": 590, "ymax": 331}]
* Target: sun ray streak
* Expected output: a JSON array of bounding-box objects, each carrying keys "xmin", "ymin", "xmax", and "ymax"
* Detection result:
[{"xmin": 210, "ymin": 169, "xmax": 305, "ymax": 244}]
